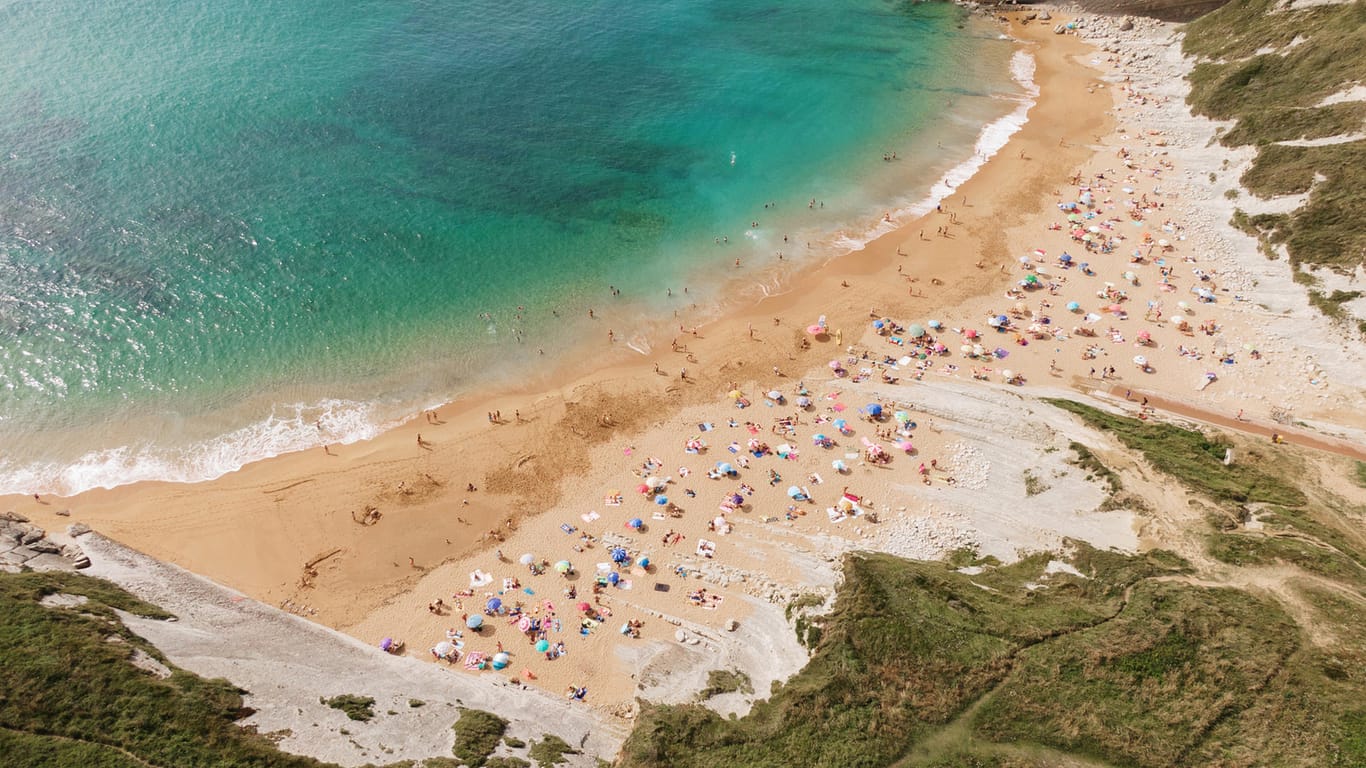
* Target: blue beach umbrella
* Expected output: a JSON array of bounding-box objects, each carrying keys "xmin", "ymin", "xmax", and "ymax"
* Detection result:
[
  {"xmin": 1067, "ymin": 301, "xmax": 1081, "ymax": 312},
  {"xmin": 536, "ymin": 639, "xmax": 550, "ymax": 652},
  {"xmin": 486, "ymin": 598, "xmax": 502, "ymax": 612},
  {"xmin": 608, "ymin": 572, "xmax": 620, "ymax": 585},
  {"xmin": 611, "ymin": 547, "xmax": 629, "ymax": 563},
  {"xmin": 655, "ymin": 495, "xmax": 668, "ymax": 505},
  {"xmin": 866, "ymin": 404, "xmax": 882, "ymax": 418},
  {"xmin": 629, "ymin": 517, "xmax": 644, "ymax": 528},
  {"xmin": 466, "ymin": 615, "xmax": 484, "ymax": 629}
]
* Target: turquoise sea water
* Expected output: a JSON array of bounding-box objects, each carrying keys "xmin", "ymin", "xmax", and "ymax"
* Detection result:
[{"xmin": 0, "ymin": 0, "xmax": 1025, "ymax": 494}]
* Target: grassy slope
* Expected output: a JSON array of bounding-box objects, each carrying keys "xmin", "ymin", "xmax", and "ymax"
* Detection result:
[
  {"xmin": 1183, "ymin": 0, "xmax": 1366, "ymax": 280},
  {"xmin": 0, "ymin": 571, "xmax": 331, "ymax": 768},
  {"xmin": 618, "ymin": 401, "xmax": 1366, "ymax": 768}
]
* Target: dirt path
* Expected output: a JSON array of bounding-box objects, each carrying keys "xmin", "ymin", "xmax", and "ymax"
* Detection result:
[{"xmin": 1100, "ymin": 385, "xmax": 1366, "ymax": 462}]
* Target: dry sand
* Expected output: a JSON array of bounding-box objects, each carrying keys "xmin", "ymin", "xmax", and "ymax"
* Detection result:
[{"xmin": 7, "ymin": 7, "xmax": 1366, "ymax": 763}]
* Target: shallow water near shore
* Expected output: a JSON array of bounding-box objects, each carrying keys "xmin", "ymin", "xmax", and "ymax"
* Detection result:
[{"xmin": 0, "ymin": 0, "xmax": 1023, "ymax": 494}]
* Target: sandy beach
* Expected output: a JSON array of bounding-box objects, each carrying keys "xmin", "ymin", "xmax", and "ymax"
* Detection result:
[{"xmin": 8, "ymin": 7, "xmax": 1365, "ymax": 749}]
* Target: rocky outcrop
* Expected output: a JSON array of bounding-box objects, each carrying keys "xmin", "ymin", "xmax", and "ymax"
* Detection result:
[
  {"xmin": 988, "ymin": 0, "xmax": 1230, "ymax": 23},
  {"xmin": 0, "ymin": 511, "xmax": 92, "ymax": 572}
]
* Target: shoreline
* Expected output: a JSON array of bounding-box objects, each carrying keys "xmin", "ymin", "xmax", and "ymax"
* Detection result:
[
  {"xmin": 1, "ymin": 13, "xmax": 1027, "ymax": 501},
  {"xmin": 1, "ymin": 9, "xmax": 1101, "ymax": 639}
]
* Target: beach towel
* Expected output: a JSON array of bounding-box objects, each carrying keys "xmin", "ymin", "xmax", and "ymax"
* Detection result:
[
  {"xmin": 463, "ymin": 652, "xmax": 487, "ymax": 671},
  {"xmin": 560, "ymin": 523, "xmax": 576, "ymax": 535},
  {"xmin": 604, "ymin": 495, "xmax": 622, "ymax": 506},
  {"xmin": 580, "ymin": 511, "xmax": 601, "ymax": 523},
  {"xmin": 698, "ymin": 422, "xmax": 713, "ymax": 432},
  {"xmin": 827, "ymin": 507, "xmax": 847, "ymax": 523},
  {"xmin": 469, "ymin": 570, "xmax": 494, "ymax": 588}
]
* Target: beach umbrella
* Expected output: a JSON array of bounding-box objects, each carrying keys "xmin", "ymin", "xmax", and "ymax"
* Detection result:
[
  {"xmin": 832, "ymin": 459, "xmax": 847, "ymax": 472},
  {"xmin": 717, "ymin": 462, "xmax": 734, "ymax": 474},
  {"xmin": 466, "ymin": 615, "xmax": 484, "ymax": 629},
  {"xmin": 894, "ymin": 411, "xmax": 909, "ymax": 423},
  {"xmin": 1137, "ymin": 330, "xmax": 1151, "ymax": 341},
  {"xmin": 964, "ymin": 329, "xmax": 979, "ymax": 339},
  {"xmin": 645, "ymin": 476, "xmax": 662, "ymax": 489},
  {"xmin": 987, "ymin": 316, "xmax": 1002, "ymax": 328},
  {"xmin": 728, "ymin": 389, "xmax": 743, "ymax": 400},
  {"xmin": 832, "ymin": 402, "xmax": 846, "ymax": 412},
  {"xmin": 896, "ymin": 440, "xmax": 914, "ymax": 452},
  {"xmin": 928, "ymin": 319, "xmax": 942, "ymax": 329},
  {"xmin": 807, "ymin": 324, "xmax": 826, "ymax": 335},
  {"xmin": 628, "ymin": 517, "xmax": 644, "ymax": 529},
  {"xmin": 1082, "ymin": 233, "xmax": 1094, "ymax": 242},
  {"xmin": 536, "ymin": 639, "xmax": 550, "ymax": 653},
  {"xmin": 812, "ymin": 434, "xmax": 827, "ymax": 444},
  {"xmin": 729, "ymin": 493, "xmax": 744, "ymax": 505},
  {"xmin": 767, "ymin": 390, "xmax": 782, "ymax": 400},
  {"xmin": 1088, "ymin": 225, "xmax": 1101, "ymax": 234},
  {"xmin": 654, "ymin": 495, "xmax": 668, "ymax": 506},
  {"xmin": 635, "ymin": 483, "xmax": 649, "ymax": 494},
  {"xmin": 1002, "ymin": 369, "xmax": 1015, "ymax": 381},
  {"xmin": 554, "ymin": 560, "xmax": 572, "ymax": 573},
  {"xmin": 577, "ymin": 601, "xmax": 593, "ymax": 612},
  {"xmin": 1067, "ymin": 213, "xmax": 1082, "ymax": 222},
  {"xmin": 994, "ymin": 347, "xmax": 1008, "ymax": 359},
  {"xmin": 1169, "ymin": 314, "xmax": 1186, "ymax": 325},
  {"xmin": 828, "ymin": 360, "xmax": 842, "ymax": 369},
  {"xmin": 607, "ymin": 572, "xmax": 621, "ymax": 586},
  {"xmin": 380, "ymin": 637, "xmax": 395, "ymax": 652},
  {"xmin": 833, "ymin": 418, "xmax": 847, "ymax": 430},
  {"xmin": 907, "ymin": 324, "xmax": 926, "ymax": 338},
  {"xmin": 787, "ymin": 486, "xmax": 803, "ymax": 498},
  {"xmin": 1034, "ymin": 267, "xmax": 1051, "ymax": 277},
  {"xmin": 519, "ymin": 553, "xmax": 535, "ymax": 566},
  {"xmin": 518, "ymin": 616, "xmax": 534, "ymax": 632},
  {"xmin": 866, "ymin": 403, "xmax": 882, "ymax": 418},
  {"xmin": 486, "ymin": 597, "xmax": 502, "ymax": 612},
  {"xmin": 492, "ymin": 652, "xmax": 510, "ymax": 670},
  {"xmin": 996, "ymin": 314, "xmax": 1009, "ymax": 326},
  {"xmin": 796, "ymin": 396, "xmax": 811, "ymax": 408},
  {"xmin": 434, "ymin": 641, "xmax": 456, "ymax": 657},
  {"xmin": 610, "ymin": 547, "xmax": 629, "ymax": 563},
  {"xmin": 1123, "ymin": 271, "xmax": 1137, "ymax": 283},
  {"xmin": 1107, "ymin": 304, "xmax": 1125, "ymax": 313},
  {"xmin": 1067, "ymin": 301, "xmax": 1081, "ymax": 312},
  {"xmin": 1176, "ymin": 300, "xmax": 1189, "ymax": 311},
  {"xmin": 1059, "ymin": 253, "xmax": 1073, "ymax": 263},
  {"xmin": 1157, "ymin": 239, "xmax": 1170, "ymax": 247},
  {"xmin": 972, "ymin": 344, "xmax": 984, "ymax": 357},
  {"xmin": 872, "ymin": 319, "xmax": 885, "ymax": 329},
  {"xmin": 1024, "ymin": 274, "xmax": 1040, "ymax": 285},
  {"xmin": 1133, "ymin": 355, "xmax": 1148, "ymax": 368}
]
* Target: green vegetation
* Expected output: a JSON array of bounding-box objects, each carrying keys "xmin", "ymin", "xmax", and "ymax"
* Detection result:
[
  {"xmin": 485, "ymin": 758, "xmax": 530, "ymax": 768},
  {"xmin": 620, "ymin": 547, "xmax": 1190, "ymax": 767},
  {"xmin": 527, "ymin": 734, "xmax": 578, "ymax": 766},
  {"xmin": 1021, "ymin": 470, "xmax": 1048, "ymax": 497},
  {"xmin": 1355, "ymin": 461, "xmax": 1366, "ymax": 488},
  {"xmin": 1046, "ymin": 399, "xmax": 1306, "ymax": 507},
  {"xmin": 1067, "ymin": 442, "xmax": 1121, "ymax": 494},
  {"xmin": 503, "ymin": 736, "xmax": 527, "ymax": 749},
  {"xmin": 323, "ymin": 694, "xmax": 376, "ymax": 722},
  {"xmin": 1309, "ymin": 289, "xmax": 1364, "ymax": 322},
  {"xmin": 0, "ymin": 571, "xmax": 328, "ymax": 767},
  {"xmin": 697, "ymin": 670, "xmax": 754, "ymax": 700},
  {"xmin": 452, "ymin": 708, "xmax": 509, "ymax": 768},
  {"xmin": 1184, "ymin": 0, "xmax": 1366, "ymax": 281}
]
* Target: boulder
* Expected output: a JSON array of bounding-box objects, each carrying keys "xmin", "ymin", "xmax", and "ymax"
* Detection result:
[
  {"xmin": 67, "ymin": 523, "xmax": 92, "ymax": 537},
  {"xmin": 1038, "ymin": 10, "xmax": 1051, "ymax": 20},
  {"xmin": 1, "ymin": 511, "xmax": 30, "ymax": 524},
  {"xmin": 25, "ymin": 553, "xmax": 76, "ymax": 572},
  {"xmin": 1120, "ymin": 18, "xmax": 1134, "ymax": 31}
]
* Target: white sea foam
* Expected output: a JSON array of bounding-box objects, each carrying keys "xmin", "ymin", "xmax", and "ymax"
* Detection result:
[
  {"xmin": 829, "ymin": 50, "xmax": 1038, "ymax": 254},
  {"xmin": 0, "ymin": 398, "xmax": 395, "ymax": 496}
]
